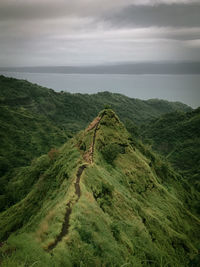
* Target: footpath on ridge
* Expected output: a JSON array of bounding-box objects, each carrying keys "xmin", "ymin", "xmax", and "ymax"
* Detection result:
[{"xmin": 47, "ymin": 113, "xmax": 104, "ymax": 251}]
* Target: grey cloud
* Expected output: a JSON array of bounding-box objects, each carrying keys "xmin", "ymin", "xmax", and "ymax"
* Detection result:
[
  {"xmin": 101, "ymin": 4, "xmax": 200, "ymax": 28},
  {"xmin": 0, "ymin": 0, "xmax": 133, "ymax": 21},
  {"xmin": 0, "ymin": 2, "xmax": 73, "ymax": 21},
  {"xmin": 1, "ymin": 32, "xmax": 200, "ymax": 67},
  {"xmin": 162, "ymin": 29, "xmax": 200, "ymax": 41},
  {"xmin": 0, "ymin": 1, "xmax": 200, "ymax": 23},
  {"xmin": 0, "ymin": 0, "xmax": 200, "ymax": 67}
]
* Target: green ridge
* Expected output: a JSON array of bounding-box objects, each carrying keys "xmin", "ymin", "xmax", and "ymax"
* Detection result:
[
  {"xmin": 0, "ymin": 74, "xmax": 191, "ymax": 172},
  {"xmin": 141, "ymin": 108, "xmax": 200, "ymax": 194},
  {"xmin": 0, "ymin": 75, "xmax": 192, "ymax": 213},
  {"xmin": 0, "ymin": 109, "xmax": 199, "ymax": 267}
]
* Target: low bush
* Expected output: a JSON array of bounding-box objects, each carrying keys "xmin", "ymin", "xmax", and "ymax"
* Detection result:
[{"xmin": 101, "ymin": 143, "xmax": 123, "ymax": 164}]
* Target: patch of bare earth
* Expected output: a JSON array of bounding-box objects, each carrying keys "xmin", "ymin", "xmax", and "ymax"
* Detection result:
[{"xmin": 86, "ymin": 116, "xmax": 101, "ymax": 132}]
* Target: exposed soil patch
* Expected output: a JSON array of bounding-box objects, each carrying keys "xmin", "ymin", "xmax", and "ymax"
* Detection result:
[
  {"xmin": 86, "ymin": 116, "xmax": 101, "ymax": 132},
  {"xmin": 47, "ymin": 201, "xmax": 71, "ymax": 251},
  {"xmin": 47, "ymin": 165, "xmax": 86, "ymax": 251},
  {"xmin": 47, "ymin": 114, "xmax": 104, "ymax": 251},
  {"xmin": 91, "ymin": 117, "xmax": 101, "ymax": 162},
  {"xmin": 83, "ymin": 147, "xmax": 93, "ymax": 164},
  {"xmin": 84, "ymin": 115, "xmax": 102, "ymax": 164},
  {"xmin": 75, "ymin": 164, "xmax": 87, "ymax": 198}
]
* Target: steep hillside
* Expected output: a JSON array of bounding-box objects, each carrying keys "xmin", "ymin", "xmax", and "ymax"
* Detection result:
[
  {"xmin": 0, "ymin": 75, "xmax": 191, "ymax": 175},
  {"xmin": 0, "ymin": 76, "xmax": 191, "ymax": 127},
  {"xmin": 0, "ymin": 105, "xmax": 69, "ymax": 176},
  {"xmin": 0, "ymin": 109, "xmax": 199, "ymax": 267},
  {"xmin": 141, "ymin": 108, "xmax": 200, "ymax": 191}
]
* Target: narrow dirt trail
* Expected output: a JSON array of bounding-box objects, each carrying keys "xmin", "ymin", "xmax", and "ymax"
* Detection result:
[
  {"xmin": 47, "ymin": 165, "xmax": 86, "ymax": 251},
  {"xmin": 91, "ymin": 116, "xmax": 102, "ymax": 163},
  {"xmin": 47, "ymin": 114, "xmax": 104, "ymax": 251},
  {"xmin": 84, "ymin": 115, "xmax": 103, "ymax": 164}
]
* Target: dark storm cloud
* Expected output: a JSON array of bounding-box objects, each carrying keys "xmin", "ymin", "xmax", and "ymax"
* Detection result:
[{"xmin": 101, "ymin": 3, "xmax": 200, "ymax": 28}]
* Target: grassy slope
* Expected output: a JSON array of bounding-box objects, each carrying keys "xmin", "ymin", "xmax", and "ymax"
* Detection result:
[
  {"xmin": 0, "ymin": 105, "xmax": 68, "ymax": 173},
  {"xmin": 0, "ymin": 75, "xmax": 191, "ymax": 174},
  {"xmin": 0, "ymin": 76, "xmax": 191, "ymax": 126},
  {"xmin": 141, "ymin": 108, "xmax": 200, "ymax": 188},
  {"xmin": 0, "ymin": 75, "xmax": 71, "ymax": 176},
  {"xmin": 0, "ymin": 110, "xmax": 199, "ymax": 267}
]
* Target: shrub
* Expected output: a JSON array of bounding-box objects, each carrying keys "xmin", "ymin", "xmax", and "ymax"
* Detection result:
[
  {"xmin": 92, "ymin": 182, "xmax": 114, "ymax": 211},
  {"xmin": 78, "ymin": 228, "xmax": 92, "ymax": 244},
  {"xmin": 125, "ymin": 119, "xmax": 139, "ymax": 137},
  {"xmin": 80, "ymin": 142, "xmax": 86, "ymax": 151},
  {"xmin": 101, "ymin": 143, "xmax": 122, "ymax": 164},
  {"xmin": 110, "ymin": 222, "xmax": 120, "ymax": 241},
  {"xmin": 104, "ymin": 104, "xmax": 112, "ymax": 109}
]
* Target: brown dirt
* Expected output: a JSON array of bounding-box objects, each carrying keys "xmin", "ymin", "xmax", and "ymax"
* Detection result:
[
  {"xmin": 47, "ymin": 201, "xmax": 72, "ymax": 251},
  {"xmin": 47, "ymin": 113, "xmax": 105, "ymax": 251},
  {"xmin": 83, "ymin": 115, "xmax": 103, "ymax": 164},
  {"xmin": 83, "ymin": 147, "xmax": 93, "ymax": 164},
  {"xmin": 86, "ymin": 116, "xmax": 101, "ymax": 132},
  {"xmin": 47, "ymin": 164, "xmax": 86, "ymax": 251}
]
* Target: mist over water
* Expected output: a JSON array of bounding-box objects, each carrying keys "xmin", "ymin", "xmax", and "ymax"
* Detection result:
[{"xmin": 1, "ymin": 72, "xmax": 200, "ymax": 108}]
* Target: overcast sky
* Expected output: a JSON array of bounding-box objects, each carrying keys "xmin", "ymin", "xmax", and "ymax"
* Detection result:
[{"xmin": 0, "ymin": 0, "xmax": 200, "ymax": 67}]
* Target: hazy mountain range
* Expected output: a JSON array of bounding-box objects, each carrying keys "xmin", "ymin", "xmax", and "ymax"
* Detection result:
[{"xmin": 1, "ymin": 62, "xmax": 200, "ymax": 74}]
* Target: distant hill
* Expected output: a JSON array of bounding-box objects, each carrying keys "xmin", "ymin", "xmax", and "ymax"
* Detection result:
[
  {"xmin": 1, "ymin": 61, "xmax": 200, "ymax": 74},
  {"xmin": 141, "ymin": 108, "xmax": 200, "ymax": 191},
  {"xmin": 0, "ymin": 75, "xmax": 191, "ymax": 176},
  {"xmin": 0, "ymin": 109, "xmax": 199, "ymax": 266}
]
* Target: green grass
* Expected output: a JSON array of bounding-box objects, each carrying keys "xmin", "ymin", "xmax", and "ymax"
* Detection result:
[
  {"xmin": 0, "ymin": 109, "xmax": 199, "ymax": 266},
  {"xmin": 141, "ymin": 108, "xmax": 200, "ymax": 215},
  {"xmin": 0, "ymin": 74, "xmax": 191, "ymax": 173},
  {"xmin": 0, "ymin": 75, "xmax": 192, "ymax": 213},
  {"xmin": 141, "ymin": 108, "xmax": 200, "ymax": 177}
]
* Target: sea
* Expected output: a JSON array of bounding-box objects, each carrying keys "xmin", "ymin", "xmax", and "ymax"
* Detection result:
[{"xmin": 0, "ymin": 72, "xmax": 199, "ymax": 108}]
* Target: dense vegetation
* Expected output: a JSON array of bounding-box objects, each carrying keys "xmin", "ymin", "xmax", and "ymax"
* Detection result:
[
  {"xmin": 0, "ymin": 76, "xmax": 199, "ymax": 266},
  {"xmin": 0, "ymin": 75, "xmax": 191, "ymax": 174},
  {"xmin": 141, "ymin": 108, "xmax": 200, "ymax": 190},
  {"xmin": 0, "ymin": 109, "xmax": 199, "ymax": 267},
  {"xmin": 0, "ymin": 75, "xmax": 192, "ymax": 212}
]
